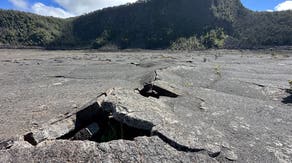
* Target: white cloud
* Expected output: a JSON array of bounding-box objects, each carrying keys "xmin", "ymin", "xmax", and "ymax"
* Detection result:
[
  {"xmin": 32, "ymin": 2, "xmax": 75, "ymax": 18},
  {"xmin": 275, "ymin": 0, "xmax": 292, "ymax": 11},
  {"xmin": 8, "ymin": 0, "xmax": 28, "ymax": 9},
  {"xmin": 9, "ymin": 0, "xmax": 138, "ymax": 18},
  {"xmin": 54, "ymin": 0, "xmax": 138, "ymax": 15}
]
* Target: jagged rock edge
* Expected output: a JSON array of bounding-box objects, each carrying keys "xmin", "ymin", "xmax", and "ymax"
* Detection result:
[
  {"xmin": 14, "ymin": 87, "xmax": 224, "ymax": 160},
  {"xmin": 98, "ymin": 93, "xmax": 224, "ymax": 159}
]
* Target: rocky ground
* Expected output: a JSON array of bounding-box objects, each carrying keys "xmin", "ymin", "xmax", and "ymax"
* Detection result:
[{"xmin": 0, "ymin": 49, "xmax": 291, "ymax": 162}]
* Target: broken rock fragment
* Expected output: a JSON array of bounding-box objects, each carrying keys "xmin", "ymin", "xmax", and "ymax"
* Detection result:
[
  {"xmin": 24, "ymin": 100, "xmax": 101, "ymax": 145},
  {"xmin": 98, "ymin": 87, "xmax": 233, "ymax": 160},
  {"xmin": 0, "ymin": 139, "xmax": 14, "ymax": 150},
  {"xmin": 71, "ymin": 123, "xmax": 99, "ymax": 140}
]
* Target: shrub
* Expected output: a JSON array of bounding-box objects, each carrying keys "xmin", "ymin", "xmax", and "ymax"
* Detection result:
[
  {"xmin": 170, "ymin": 36, "xmax": 204, "ymax": 51},
  {"xmin": 201, "ymin": 28, "xmax": 228, "ymax": 48},
  {"xmin": 92, "ymin": 37, "xmax": 107, "ymax": 49},
  {"xmin": 170, "ymin": 28, "xmax": 229, "ymax": 51},
  {"xmin": 92, "ymin": 30, "xmax": 110, "ymax": 49}
]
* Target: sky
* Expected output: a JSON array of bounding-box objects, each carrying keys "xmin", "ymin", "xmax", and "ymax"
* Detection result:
[{"xmin": 0, "ymin": 0, "xmax": 292, "ymax": 18}]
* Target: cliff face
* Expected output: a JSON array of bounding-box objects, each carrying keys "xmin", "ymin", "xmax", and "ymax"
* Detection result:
[{"xmin": 70, "ymin": 0, "xmax": 243, "ymax": 48}]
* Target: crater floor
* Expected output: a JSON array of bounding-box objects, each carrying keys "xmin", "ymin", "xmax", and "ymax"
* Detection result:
[{"xmin": 0, "ymin": 49, "xmax": 291, "ymax": 162}]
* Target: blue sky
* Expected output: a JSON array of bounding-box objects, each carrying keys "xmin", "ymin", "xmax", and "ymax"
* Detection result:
[
  {"xmin": 1, "ymin": 0, "xmax": 292, "ymax": 18},
  {"xmin": 0, "ymin": 0, "xmax": 62, "ymax": 10},
  {"xmin": 241, "ymin": 0, "xmax": 290, "ymax": 11}
]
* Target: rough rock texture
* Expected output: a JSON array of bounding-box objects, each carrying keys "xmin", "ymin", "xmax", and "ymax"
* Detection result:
[
  {"xmin": 0, "ymin": 49, "xmax": 292, "ymax": 162},
  {"xmin": 23, "ymin": 100, "xmax": 101, "ymax": 145},
  {"xmin": 0, "ymin": 137, "xmax": 217, "ymax": 163}
]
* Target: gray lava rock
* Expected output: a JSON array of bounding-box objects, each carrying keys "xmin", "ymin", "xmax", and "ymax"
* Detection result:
[
  {"xmin": 72, "ymin": 123, "xmax": 100, "ymax": 140},
  {"xmin": 0, "ymin": 49, "xmax": 292, "ymax": 162},
  {"xmin": 0, "ymin": 137, "xmax": 217, "ymax": 163}
]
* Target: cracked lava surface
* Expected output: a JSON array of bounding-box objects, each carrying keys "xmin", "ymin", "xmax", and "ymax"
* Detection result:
[{"xmin": 0, "ymin": 49, "xmax": 292, "ymax": 162}]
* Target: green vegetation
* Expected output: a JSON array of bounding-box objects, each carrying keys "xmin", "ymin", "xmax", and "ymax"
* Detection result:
[
  {"xmin": 170, "ymin": 36, "xmax": 204, "ymax": 51},
  {"xmin": 214, "ymin": 64, "xmax": 222, "ymax": 77},
  {"xmin": 231, "ymin": 11, "xmax": 292, "ymax": 48},
  {"xmin": 68, "ymin": 0, "xmax": 218, "ymax": 49},
  {"xmin": 92, "ymin": 30, "xmax": 110, "ymax": 49},
  {"xmin": 0, "ymin": 9, "xmax": 66, "ymax": 46},
  {"xmin": 0, "ymin": 0, "xmax": 292, "ymax": 49},
  {"xmin": 170, "ymin": 28, "xmax": 228, "ymax": 50},
  {"xmin": 201, "ymin": 28, "xmax": 228, "ymax": 48}
]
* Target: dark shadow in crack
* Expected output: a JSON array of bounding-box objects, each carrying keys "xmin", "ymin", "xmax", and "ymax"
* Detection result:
[
  {"xmin": 152, "ymin": 131, "xmax": 203, "ymax": 153},
  {"xmin": 58, "ymin": 114, "xmax": 152, "ymax": 143},
  {"xmin": 57, "ymin": 102, "xmax": 151, "ymax": 142},
  {"xmin": 22, "ymin": 93, "xmax": 224, "ymax": 160},
  {"xmin": 282, "ymin": 89, "xmax": 292, "ymax": 104},
  {"xmin": 152, "ymin": 131, "xmax": 221, "ymax": 158},
  {"xmin": 24, "ymin": 100, "xmax": 102, "ymax": 145},
  {"xmin": 24, "ymin": 100, "xmax": 151, "ymax": 145},
  {"xmin": 139, "ymin": 84, "xmax": 179, "ymax": 99}
]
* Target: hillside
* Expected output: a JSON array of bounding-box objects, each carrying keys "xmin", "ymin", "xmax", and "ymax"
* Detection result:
[
  {"xmin": 0, "ymin": 10, "xmax": 66, "ymax": 46},
  {"xmin": 0, "ymin": 0, "xmax": 292, "ymax": 49},
  {"xmin": 234, "ymin": 10, "xmax": 292, "ymax": 47},
  {"xmin": 61, "ymin": 0, "xmax": 240, "ymax": 49}
]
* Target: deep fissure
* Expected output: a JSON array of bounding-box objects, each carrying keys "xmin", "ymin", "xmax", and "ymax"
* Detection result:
[
  {"xmin": 282, "ymin": 89, "xmax": 292, "ymax": 104},
  {"xmin": 57, "ymin": 111, "xmax": 152, "ymax": 143},
  {"xmin": 139, "ymin": 84, "xmax": 179, "ymax": 99},
  {"xmin": 23, "ymin": 90, "xmax": 219, "ymax": 159}
]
